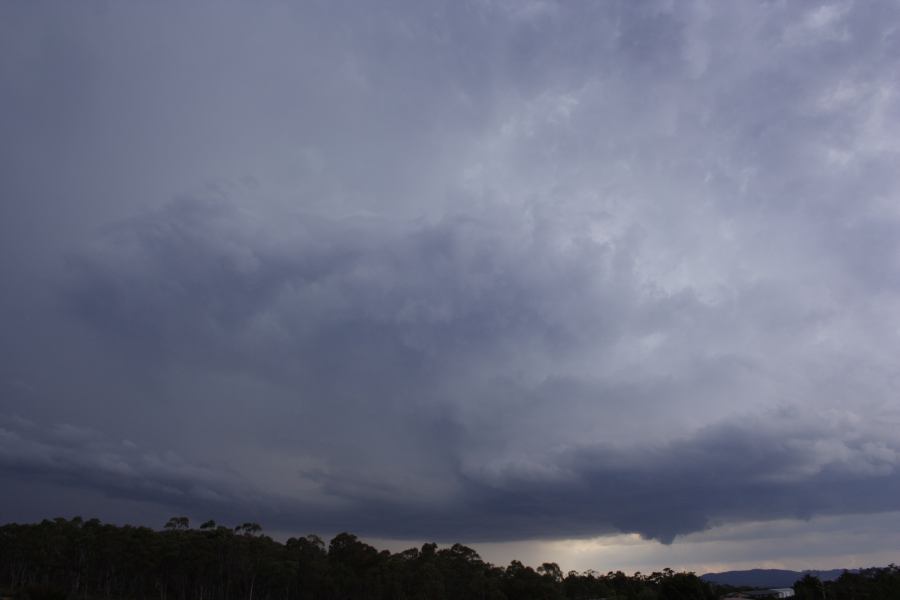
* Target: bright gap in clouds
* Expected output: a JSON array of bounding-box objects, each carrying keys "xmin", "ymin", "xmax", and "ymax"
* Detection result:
[{"xmin": 369, "ymin": 511, "xmax": 900, "ymax": 574}]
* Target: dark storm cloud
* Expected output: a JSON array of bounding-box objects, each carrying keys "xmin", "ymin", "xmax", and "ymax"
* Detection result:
[
  {"xmin": 5, "ymin": 398, "xmax": 899, "ymax": 544},
  {"xmin": 2, "ymin": 0, "xmax": 900, "ymax": 551},
  {"xmin": 39, "ymin": 197, "xmax": 900, "ymax": 542},
  {"xmin": 64, "ymin": 198, "xmax": 626, "ymax": 376},
  {"xmin": 459, "ymin": 409, "xmax": 900, "ymax": 543},
  {"xmin": 0, "ymin": 415, "xmax": 248, "ymax": 511}
]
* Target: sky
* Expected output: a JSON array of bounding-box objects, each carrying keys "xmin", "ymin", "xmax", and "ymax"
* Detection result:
[{"xmin": 2, "ymin": 0, "xmax": 900, "ymax": 574}]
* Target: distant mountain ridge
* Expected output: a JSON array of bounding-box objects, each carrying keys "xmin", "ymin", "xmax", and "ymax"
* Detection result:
[{"xmin": 700, "ymin": 568, "xmax": 854, "ymax": 588}]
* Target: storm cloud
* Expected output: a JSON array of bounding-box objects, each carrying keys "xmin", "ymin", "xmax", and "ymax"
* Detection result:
[{"xmin": 2, "ymin": 0, "xmax": 900, "ymax": 562}]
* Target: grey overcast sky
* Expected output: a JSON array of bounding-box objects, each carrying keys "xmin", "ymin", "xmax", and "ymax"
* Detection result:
[{"xmin": 3, "ymin": 0, "xmax": 900, "ymax": 573}]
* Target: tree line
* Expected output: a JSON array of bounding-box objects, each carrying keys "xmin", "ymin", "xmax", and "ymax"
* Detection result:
[
  {"xmin": 0, "ymin": 517, "xmax": 715, "ymax": 600},
  {"xmin": 1, "ymin": 517, "xmax": 897, "ymax": 600},
  {"xmin": 792, "ymin": 568, "xmax": 900, "ymax": 600}
]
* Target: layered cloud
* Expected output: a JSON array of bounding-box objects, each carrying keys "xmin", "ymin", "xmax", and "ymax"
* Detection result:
[
  {"xmin": 41, "ymin": 194, "xmax": 900, "ymax": 541},
  {"xmin": 2, "ymin": 0, "xmax": 900, "ymax": 554}
]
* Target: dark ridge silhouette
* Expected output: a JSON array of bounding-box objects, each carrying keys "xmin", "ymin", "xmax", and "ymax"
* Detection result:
[{"xmin": 701, "ymin": 568, "xmax": 854, "ymax": 588}]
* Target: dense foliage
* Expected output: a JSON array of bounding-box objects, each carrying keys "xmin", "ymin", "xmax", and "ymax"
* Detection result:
[
  {"xmin": 792, "ymin": 566, "xmax": 900, "ymax": 600},
  {"xmin": 6, "ymin": 518, "xmax": 896, "ymax": 600},
  {"xmin": 0, "ymin": 517, "xmax": 718, "ymax": 600}
]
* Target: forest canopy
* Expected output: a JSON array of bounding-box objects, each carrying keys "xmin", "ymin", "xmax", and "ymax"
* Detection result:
[{"xmin": 1, "ymin": 517, "xmax": 897, "ymax": 600}]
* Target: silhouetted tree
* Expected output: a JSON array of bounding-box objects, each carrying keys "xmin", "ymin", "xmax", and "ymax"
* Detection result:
[
  {"xmin": 6, "ymin": 517, "xmax": 890, "ymax": 600},
  {"xmin": 794, "ymin": 574, "xmax": 827, "ymax": 600}
]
